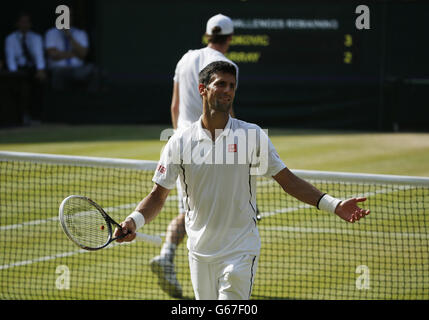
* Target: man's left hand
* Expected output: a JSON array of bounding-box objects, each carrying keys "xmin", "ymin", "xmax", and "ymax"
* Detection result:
[{"xmin": 335, "ymin": 197, "xmax": 370, "ymax": 223}]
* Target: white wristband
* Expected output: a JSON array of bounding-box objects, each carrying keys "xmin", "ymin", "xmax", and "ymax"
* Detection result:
[
  {"xmin": 127, "ymin": 211, "xmax": 145, "ymax": 230},
  {"xmin": 317, "ymin": 194, "xmax": 342, "ymax": 214}
]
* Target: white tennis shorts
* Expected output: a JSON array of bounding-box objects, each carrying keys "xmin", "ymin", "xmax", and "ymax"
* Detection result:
[{"xmin": 188, "ymin": 254, "xmax": 259, "ymax": 300}]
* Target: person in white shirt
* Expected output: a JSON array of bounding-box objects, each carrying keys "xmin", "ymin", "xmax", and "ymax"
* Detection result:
[
  {"xmin": 115, "ymin": 61, "xmax": 370, "ymax": 300},
  {"xmin": 44, "ymin": 12, "xmax": 96, "ymax": 91},
  {"xmin": 149, "ymin": 14, "xmax": 238, "ymax": 298},
  {"xmin": 4, "ymin": 12, "xmax": 47, "ymax": 124},
  {"xmin": 5, "ymin": 13, "xmax": 46, "ymax": 77},
  {"xmin": 45, "ymin": 27, "xmax": 88, "ymax": 69}
]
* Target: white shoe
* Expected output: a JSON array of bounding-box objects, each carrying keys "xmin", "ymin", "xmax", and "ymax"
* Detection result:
[{"xmin": 150, "ymin": 255, "xmax": 183, "ymax": 298}]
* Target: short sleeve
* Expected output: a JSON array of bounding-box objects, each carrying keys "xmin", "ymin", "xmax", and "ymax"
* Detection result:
[
  {"xmin": 173, "ymin": 56, "xmax": 183, "ymax": 83},
  {"xmin": 5, "ymin": 35, "xmax": 17, "ymax": 72},
  {"xmin": 234, "ymin": 62, "xmax": 239, "ymax": 89},
  {"xmin": 33, "ymin": 34, "xmax": 46, "ymax": 70},
  {"xmin": 76, "ymin": 30, "xmax": 89, "ymax": 48},
  {"xmin": 152, "ymin": 136, "xmax": 181, "ymax": 190},
  {"xmin": 251, "ymin": 128, "xmax": 286, "ymax": 178},
  {"xmin": 44, "ymin": 29, "xmax": 58, "ymax": 49},
  {"xmin": 265, "ymin": 135, "xmax": 286, "ymax": 178}
]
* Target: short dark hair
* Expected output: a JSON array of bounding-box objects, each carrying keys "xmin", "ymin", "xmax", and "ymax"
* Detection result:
[
  {"xmin": 16, "ymin": 11, "xmax": 31, "ymax": 22},
  {"xmin": 199, "ymin": 61, "xmax": 236, "ymax": 87},
  {"xmin": 207, "ymin": 26, "xmax": 231, "ymax": 45}
]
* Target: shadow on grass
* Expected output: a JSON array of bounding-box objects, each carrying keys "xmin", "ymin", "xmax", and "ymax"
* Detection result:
[
  {"xmin": 0, "ymin": 124, "xmax": 171, "ymax": 144},
  {"xmin": 0, "ymin": 124, "xmax": 390, "ymax": 145}
]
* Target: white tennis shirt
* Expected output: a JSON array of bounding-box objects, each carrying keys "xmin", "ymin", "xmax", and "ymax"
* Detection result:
[
  {"xmin": 153, "ymin": 116, "xmax": 286, "ymax": 262},
  {"xmin": 173, "ymin": 47, "xmax": 239, "ymax": 129}
]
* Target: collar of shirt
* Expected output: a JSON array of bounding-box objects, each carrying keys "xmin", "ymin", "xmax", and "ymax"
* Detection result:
[
  {"xmin": 16, "ymin": 31, "xmax": 30, "ymax": 40},
  {"xmin": 196, "ymin": 115, "xmax": 233, "ymax": 142}
]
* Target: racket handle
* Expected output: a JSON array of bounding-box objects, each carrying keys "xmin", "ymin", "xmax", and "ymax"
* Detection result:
[{"xmin": 134, "ymin": 232, "xmax": 162, "ymax": 246}]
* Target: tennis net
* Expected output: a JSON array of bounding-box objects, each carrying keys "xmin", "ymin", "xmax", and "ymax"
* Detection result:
[{"xmin": 1, "ymin": 151, "xmax": 428, "ymax": 299}]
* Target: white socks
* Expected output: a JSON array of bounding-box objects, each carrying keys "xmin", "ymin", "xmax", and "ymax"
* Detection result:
[{"xmin": 160, "ymin": 242, "xmax": 177, "ymax": 262}]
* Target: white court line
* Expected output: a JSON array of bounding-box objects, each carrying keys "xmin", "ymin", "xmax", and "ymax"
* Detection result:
[
  {"xmin": 0, "ymin": 185, "xmax": 420, "ymax": 271},
  {"xmin": 0, "ymin": 215, "xmax": 59, "ymax": 231},
  {"xmin": 0, "ymin": 234, "xmax": 165, "ymax": 271},
  {"xmin": 0, "ymin": 248, "xmax": 89, "ymax": 270},
  {"xmin": 259, "ymin": 184, "xmax": 412, "ymax": 218},
  {"xmin": 258, "ymin": 225, "xmax": 429, "ymax": 240},
  {"xmin": 257, "ymin": 184, "xmax": 428, "ymax": 239},
  {"xmin": 0, "ymin": 195, "xmax": 179, "ymax": 231},
  {"xmin": 257, "ymin": 185, "xmax": 428, "ymax": 239},
  {"xmin": 0, "ymin": 182, "xmax": 412, "ymax": 230}
]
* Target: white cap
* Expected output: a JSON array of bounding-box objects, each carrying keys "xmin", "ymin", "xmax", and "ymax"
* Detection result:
[{"xmin": 206, "ymin": 14, "xmax": 234, "ymax": 35}]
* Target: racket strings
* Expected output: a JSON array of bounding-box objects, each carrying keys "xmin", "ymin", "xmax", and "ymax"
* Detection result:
[{"xmin": 62, "ymin": 197, "xmax": 110, "ymax": 248}]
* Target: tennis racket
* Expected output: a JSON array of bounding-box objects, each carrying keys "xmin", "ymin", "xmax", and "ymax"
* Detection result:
[{"xmin": 59, "ymin": 195, "xmax": 162, "ymax": 251}]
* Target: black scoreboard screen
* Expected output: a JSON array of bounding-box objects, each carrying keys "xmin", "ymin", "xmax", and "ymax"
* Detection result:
[
  {"xmin": 99, "ymin": 1, "xmax": 382, "ymax": 85},
  {"xmin": 96, "ymin": 1, "xmax": 413, "ymax": 128},
  {"xmin": 223, "ymin": 19, "xmax": 362, "ymax": 76}
]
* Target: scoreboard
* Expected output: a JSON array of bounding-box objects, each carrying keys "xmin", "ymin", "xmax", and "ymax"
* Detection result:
[
  {"xmin": 219, "ymin": 19, "xmax": 357, "ymax": 70},
  {"xmin": 221, "ymin": 16, "xmax": 379, "ymax": 84},
  {"xmin": 95, "ymin": 0, "xmax": 426, "ymax": 129},
  {"xmin": 2, "ymin": 0, "xmax": 425, "ymax": 129},
  {"xmin": 98, "ymin": 1, "xmax": 381, "ymax": 84}
]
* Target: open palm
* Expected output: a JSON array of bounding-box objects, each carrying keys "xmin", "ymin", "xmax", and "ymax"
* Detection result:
[{"xmin": 335, "ymin": 197, "xmax": 370, "ymax": 223}]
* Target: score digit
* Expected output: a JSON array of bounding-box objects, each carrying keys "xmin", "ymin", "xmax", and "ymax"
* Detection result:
[
  {"xmin": 344, "ymin": 34, "xmax": 353, "ymax": 47},
  {"xmin": 344, "ymin": 51, "xmax": 353, "ymax": 64}
]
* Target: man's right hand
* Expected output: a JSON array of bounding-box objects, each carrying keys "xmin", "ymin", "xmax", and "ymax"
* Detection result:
[{"xmin": 114, "ymin": 218, "xmax": 137, "ymax": 243}]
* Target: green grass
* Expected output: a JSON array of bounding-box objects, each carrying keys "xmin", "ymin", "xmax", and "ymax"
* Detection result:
[
  {"xmin": 1, "ymin": 125, "xmax": 429, "ymax": 175},
  {"xmin": 1, "ymin": 125, "xmax": 428, "ymax": 300}
]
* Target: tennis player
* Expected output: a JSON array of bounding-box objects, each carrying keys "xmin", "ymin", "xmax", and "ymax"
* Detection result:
[
  {"xmin": 115, "ymin": 61, "xmax": 370, "ymax": 300},
  {"xmin": 149, "ymin": 13, "xmax": 238, "ymax": 298}
]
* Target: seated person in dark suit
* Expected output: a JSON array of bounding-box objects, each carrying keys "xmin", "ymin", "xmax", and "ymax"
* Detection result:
[{"xmin": 4, "ymin": 12, "xmax": 46, "ymax": 124}]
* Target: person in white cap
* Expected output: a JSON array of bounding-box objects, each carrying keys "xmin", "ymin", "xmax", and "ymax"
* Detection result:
[{"xmin": 148, "ymin": 13, "xmax": 238, "ymax": 299}]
